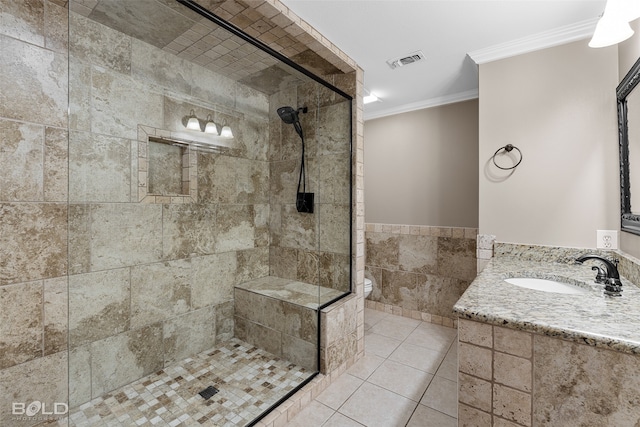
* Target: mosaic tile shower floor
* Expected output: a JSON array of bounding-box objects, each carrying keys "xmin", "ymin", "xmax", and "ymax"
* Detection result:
[{"xmin": 64, "ymin": 338, "xmax": 311, "ymax": 427}]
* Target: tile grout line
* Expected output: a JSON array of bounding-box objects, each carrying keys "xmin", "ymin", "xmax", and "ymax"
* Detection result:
[
  {"xmin": 363, "ymin": 314, "xmax": 423, "ymax": 426},
  {"xmin": 402, "ymin": 323, "xmax": 456, "ymax": 426},
  {"xmin": 370, "ymin": 311, "xmax": 458, "ymax": 425},
  {"xmin": 295, "ymin": 309, "xmax": 458, "ymax": 427}
]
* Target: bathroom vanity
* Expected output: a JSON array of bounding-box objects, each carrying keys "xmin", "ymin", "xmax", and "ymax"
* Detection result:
[{"xmin": 454, "ymin": 244, "xmax": 640, "ymax": 426}]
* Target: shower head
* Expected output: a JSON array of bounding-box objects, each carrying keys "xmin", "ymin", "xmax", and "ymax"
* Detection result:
[
  {"xmin": 277, "ymin": 106, "xmax": 307, "ymax": 139},
  {"xmin": 277, "ymin": 106, "xmax": 299, "ymax": 125}
]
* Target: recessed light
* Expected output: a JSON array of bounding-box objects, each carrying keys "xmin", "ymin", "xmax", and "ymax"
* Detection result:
[{"xmin": 363, "ymin": 93, "xmax": 379, "ymax": 104}]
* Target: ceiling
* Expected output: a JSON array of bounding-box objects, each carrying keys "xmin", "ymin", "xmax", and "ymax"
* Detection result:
[
  {"xmin": 74, "ymin": 0, "xmax": 333, "ymax": 97},
  {"xmin": 280, "ymin": 0, "xmax": 608, "ymax": 120}
]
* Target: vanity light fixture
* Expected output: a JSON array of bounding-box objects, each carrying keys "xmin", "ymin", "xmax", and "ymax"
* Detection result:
[
  {"xmin": 220, "ymin": 123, "xmax": 233, "ymax": 138},
  {"xmin": 589, "ymin": 0, "xmax": 640, "ymax": 48},
  {"xmin": 183, "ymin": 111, "xmax": 233, "ymax": 138},
  {"xmin": 186, "ymin": 109, "xmax": 201, "ymax": 130},
  {"xmin": 204, "ymin": 115, "xmax": 218, "ymax": 134}
]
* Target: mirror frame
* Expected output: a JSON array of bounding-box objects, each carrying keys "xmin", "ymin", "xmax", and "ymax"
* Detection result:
[{"xmin": 618, "ymin": 56, "xmax": 640, "ymax": 235}]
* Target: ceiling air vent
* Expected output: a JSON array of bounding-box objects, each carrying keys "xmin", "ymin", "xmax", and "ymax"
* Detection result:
[{"xmin": 386, "ymin": 50, "xmax": 425, "ymax": 70}]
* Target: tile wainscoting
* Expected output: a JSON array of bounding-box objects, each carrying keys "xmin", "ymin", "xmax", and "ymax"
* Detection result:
[{"xmin": 364, "ymin": 223, "xmax": 478, "ymax": 324}]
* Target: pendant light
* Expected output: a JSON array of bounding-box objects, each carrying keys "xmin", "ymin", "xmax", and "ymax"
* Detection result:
[{"xmin": 590, "ymin": 0, "xmax": 640, "ymax": 48}]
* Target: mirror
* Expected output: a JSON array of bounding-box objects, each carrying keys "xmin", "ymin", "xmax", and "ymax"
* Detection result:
[{"xmin": 619, "ymin": 56, "xmax": 640, "ymax": 235}]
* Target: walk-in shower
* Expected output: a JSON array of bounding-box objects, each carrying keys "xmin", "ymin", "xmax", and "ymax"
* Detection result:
[{"xmin": 0, "ymin": 0, "xmax": 353, "ymax": 426}]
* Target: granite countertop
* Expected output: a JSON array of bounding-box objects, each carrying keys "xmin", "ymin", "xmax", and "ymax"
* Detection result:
[{"xmin": 453, "ymin": 255, "xmax": 640, "ymax": 355}]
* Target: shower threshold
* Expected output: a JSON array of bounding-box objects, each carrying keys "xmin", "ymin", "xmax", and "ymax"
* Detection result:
[{"xmin": 65, "ymin": 338, "xmax": 311, "ymax": 427}]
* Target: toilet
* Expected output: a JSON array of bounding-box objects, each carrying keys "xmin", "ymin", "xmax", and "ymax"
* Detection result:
[{"xmin": 364, "ymin": 278, "xmax": 373, "ymax": 299}]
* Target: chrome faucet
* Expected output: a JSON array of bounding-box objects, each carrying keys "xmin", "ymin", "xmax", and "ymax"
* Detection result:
[{"xmin": 575, "ymin": 254, "xmax": 622, "ymax": 296}]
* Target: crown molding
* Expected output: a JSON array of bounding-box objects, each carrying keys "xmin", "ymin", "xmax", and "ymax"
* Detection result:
[
  {"xmin": 364, "ymin": 18, "xmax": 600, "ymax": 121},
  {"xmin": 364, "ymin": 89, "xmax": 479, "ymax": 121},
  {"xmin": 468, "ymin": 17, "xmax": 599, "ymax": 65}
]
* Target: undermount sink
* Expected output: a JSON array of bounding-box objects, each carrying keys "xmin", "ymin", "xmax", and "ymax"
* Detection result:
[{"xmin": 504, "ymin": 277, "xmax": 589, "ymax": 295}]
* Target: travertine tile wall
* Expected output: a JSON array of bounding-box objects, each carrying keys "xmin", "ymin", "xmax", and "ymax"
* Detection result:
[
  {"xmin": 1, "ymin": 1, "xmax": 364, "ymax": 426},
  {"xmin": 235, "ymin": 287, "xmax": 318, "ymax": 371},
  {"xmin": 458, "ymin": 318, "xmax": 640, "ymax": 426},
  {"xmin": 0, "ymin": 1, "xmax": 70, "ymax": 425},
  {"xmin": 365, "ymin": 223, "xmax": 477, "ymax": 323},
  {"xmin": 319, "ymin": 294, "xmax": 360, "ymax": 372},
  {"xmin": 268, "ymin": 86, "xmax": 352, "ymax": 293}
]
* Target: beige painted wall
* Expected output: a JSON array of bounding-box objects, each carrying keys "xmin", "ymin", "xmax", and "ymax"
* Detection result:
[
  {"xmin": 619, "ymin": 20, "xmax": 640, "ymax": 258},
  {"xmin": 478, "ymin": 40, "xmax": 619, "ymax": 248},
  {"xmin": 364, "ymin": 100, "xmax": 479, "ymax": 227},
  {"xmin": 619, "ymin": 20, "xmax": 640, "ymax": 82}
]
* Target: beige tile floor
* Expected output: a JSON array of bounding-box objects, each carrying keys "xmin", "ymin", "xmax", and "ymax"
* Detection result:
[{"xmin": 286, "ymin": 308, "xmax": 458, "ymax": 427}]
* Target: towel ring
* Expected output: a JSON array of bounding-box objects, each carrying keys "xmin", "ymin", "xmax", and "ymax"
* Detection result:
[{"xmin": 492, "ymin": 144, "xmax": 522, "ymax": 170}]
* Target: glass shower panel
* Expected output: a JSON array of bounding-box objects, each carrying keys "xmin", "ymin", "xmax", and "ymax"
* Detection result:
[
  {"xmin": 316, "ymin": 95, "xmax": 353, "ymax": 304},
  {"xmin": 67, "ymin": 1, "xmax": 351, "ymax": 425}
]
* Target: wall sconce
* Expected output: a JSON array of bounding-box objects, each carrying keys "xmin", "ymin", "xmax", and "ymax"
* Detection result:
[
  {"xmin": 204, "ymin": 115, "xmax": 218, "ymax": 134},
  {"xmin": 183, "ymin": 111, "xmax": 233, "ymax": 138},
  {"xmin": 220, "ymin": 123, "xmax": 233, "ymax": 138},
  {"xmin": 186, "ymin": 110, "xmax": 201, "ymax": 130},
  {"xmin": 590, "ymin": 0, "xmax": 640, "ymax": 48}
]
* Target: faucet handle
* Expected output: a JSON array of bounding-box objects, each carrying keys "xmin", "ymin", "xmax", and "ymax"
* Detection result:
[{"xmin": 605, "ymin": 279, "xmax": 623, "ymax": 296}]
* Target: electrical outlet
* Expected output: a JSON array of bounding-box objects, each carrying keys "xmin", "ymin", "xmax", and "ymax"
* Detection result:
[{"xmin": 597, "ymin": 230, "xmax": 619, "ymax": 250}]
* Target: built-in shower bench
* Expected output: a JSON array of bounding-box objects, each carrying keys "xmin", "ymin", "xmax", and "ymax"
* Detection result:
[
  {"xmin": 234, "ymin": 276, "xmax": 346, "ymax": 371},
  {"xmin": 236, "ymin": 276, "xmax": 345, "ymax": 308}
]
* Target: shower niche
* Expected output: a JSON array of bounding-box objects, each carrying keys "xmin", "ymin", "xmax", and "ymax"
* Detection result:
[
  {"xmin": 64, "ymin": 0, "xmax": 353, "ymax": 426},
  {"xmin": 147, "ymin": 140, "xmax": 186, "ymax": 196},
  {"xmin": 140, "ymin": 134, "xmax": 197, "ymax": 203}
]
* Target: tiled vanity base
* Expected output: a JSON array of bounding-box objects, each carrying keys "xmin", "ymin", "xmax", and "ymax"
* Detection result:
[
  {"xmin": 64, "ymin": 338, "xmax": 309, "ymax": 427},
  {"xmin": 458, "ymin": 318, "xmax": 640, "ymax": 426},
  {"xmin": 235, "ymin": 277, "xmax": 345, "ymax": 372}
]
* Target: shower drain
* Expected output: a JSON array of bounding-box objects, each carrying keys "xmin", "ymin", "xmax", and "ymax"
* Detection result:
[{"xmin": 198, "ymin": 385, "xmax": 219, "ymax": 400}]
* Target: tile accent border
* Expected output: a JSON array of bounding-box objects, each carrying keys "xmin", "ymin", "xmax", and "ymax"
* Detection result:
[
  {"xmin": 365, "ymin": 222, "xmax": 478, "ymax": 239},
  {"xmin": 364, "ymin": 299, "xmax": 458, "ymax": 329}
]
